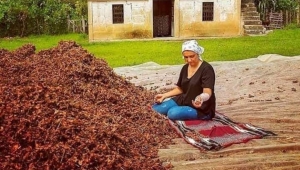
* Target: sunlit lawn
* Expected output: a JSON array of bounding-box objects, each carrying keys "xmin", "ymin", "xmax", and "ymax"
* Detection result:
[{"xmin": 1, "ymin": 29, "xmax": 300, "ymax": 68}]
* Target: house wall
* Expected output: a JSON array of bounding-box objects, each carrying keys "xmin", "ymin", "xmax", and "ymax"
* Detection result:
[
  {"xmin": 88, "ymin": 0, "xmax": 242, "ymax": 41},
  {"xmin": 175, "ymin": 0, "xmax": 242, "ymax": 37},
  {"xmin": 88, "ymin": 0, "xmax": 153, "ymax": 41}
]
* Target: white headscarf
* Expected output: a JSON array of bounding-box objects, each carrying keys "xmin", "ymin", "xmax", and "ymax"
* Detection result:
[{"xmin": 182, "ymin": 40, "xmax": 204, "ymax": 61}]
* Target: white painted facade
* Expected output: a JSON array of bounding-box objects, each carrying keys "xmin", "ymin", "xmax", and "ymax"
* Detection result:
[{"xmin": 88, "ymin": 0, "xmax": 242, "ymax": 41}]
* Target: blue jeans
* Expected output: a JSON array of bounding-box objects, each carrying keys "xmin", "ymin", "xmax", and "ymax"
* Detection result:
[{"xmin": 152, "ymin": 99, "xmax": 211, "ymax": 120}]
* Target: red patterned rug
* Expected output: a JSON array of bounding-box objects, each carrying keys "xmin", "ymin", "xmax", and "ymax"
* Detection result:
[{"xmin": 168, "ymin": 111, "xmax": 276, "ymax": 150}]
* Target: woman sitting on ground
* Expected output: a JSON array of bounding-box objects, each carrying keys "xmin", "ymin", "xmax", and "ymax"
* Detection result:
[{"xmin": 152, "ymin": 40, "xmax": 216, "ymax": 120}]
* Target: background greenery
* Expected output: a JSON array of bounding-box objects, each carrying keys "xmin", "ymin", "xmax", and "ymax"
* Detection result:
[
  {"xmin": 0, "ymin": 0, "xmax": 87, "ymax": 37},
  {"xmin": 255, "ymin": 0, "xmax": 299, "ymax": 24},
  {"xmin": 1, "ymin": 28, "xmax": 300, "ymax": 68}
]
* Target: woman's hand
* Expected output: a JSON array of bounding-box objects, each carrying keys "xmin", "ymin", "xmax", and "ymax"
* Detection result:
[
  {"xmin": 192, "ymin": 95, "xmax": 203, "ymax": 108},
  {"xmin": 192, "ymin": 90, "xmax": 211, "ymax": 108},
  {"xmin": 154, "ymin": 86, "xmax": 182, "ymax": 104},
  {"xmin": 154, "ymin": 94, "xmax": 165, "ymax": 104}
]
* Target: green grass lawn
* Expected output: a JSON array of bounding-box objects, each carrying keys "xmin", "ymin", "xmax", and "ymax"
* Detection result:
[{"xmin": 1, "ymin": 29, "xmax": 300, "ymax": 68}]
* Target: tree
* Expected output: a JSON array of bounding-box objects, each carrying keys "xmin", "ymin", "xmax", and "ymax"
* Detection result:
[
  {"xmin": 0, "ymin": 0, "xmax": 88, "ymax": 37},
  {"xmin": 255, "ymin": 0, "xmax": 276, "ymax": 21},
  {"xmin": 255, "ymin": 0, "xmax": 299, "ymax": 24}
]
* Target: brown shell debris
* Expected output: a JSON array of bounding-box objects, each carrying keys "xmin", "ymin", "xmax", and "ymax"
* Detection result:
[{"xmin": 0, "ymin": 41, "xmax": 177, "ymax": 170}]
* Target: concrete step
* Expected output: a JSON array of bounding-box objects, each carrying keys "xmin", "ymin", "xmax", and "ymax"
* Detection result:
[
  {"xmin": 244, "ymin": 20, "xmax": 262, "ymax": 25},
  {"xmin": 243, "ymin": 23, "xmax": 265, "ymax": 34},
  {"xmin": 242, "ymin": 0, "xmax": 255, "ymax": 3},
  {"xmin": 244, "ymin": 29, "xmax": 266, "ymax": 35},
  {"xmin": 242, "ymin": 11, "xmax": 260, "ymax": 16},
  {"xmin": 243, "ymin": 16, "xmax": 260, "ymax": 20},
  {"xmin": 243, "ymin": 25, "xmax": 265, "ymax": 30},
  {"xmin": 241, "ymin": 3, "xmax": 256, "ymax": 9},
  {"xmin": 242, "ymin": 7, "xmax": 258, "ymax": 12}
]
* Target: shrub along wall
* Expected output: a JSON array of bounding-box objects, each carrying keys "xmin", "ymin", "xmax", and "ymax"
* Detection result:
[{"xmin": 0, "ymin": 0, "xmax": 87, "ymax": 37}]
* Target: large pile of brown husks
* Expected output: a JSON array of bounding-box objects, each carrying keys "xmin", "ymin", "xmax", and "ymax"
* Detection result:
[{"xmin": 0, "ymin": 41, "xmax": 176, "ymax": 170}]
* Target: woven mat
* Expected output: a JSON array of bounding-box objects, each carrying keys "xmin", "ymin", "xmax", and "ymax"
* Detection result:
[{"xmin": 168, "ymin": 111, "xmax": 276, "ymax": 150}]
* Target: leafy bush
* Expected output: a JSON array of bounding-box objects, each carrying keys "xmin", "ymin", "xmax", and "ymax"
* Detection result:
[
  {"xmin": 284, "ymin": 23, "xmax": 300, "ymax": 29},
  {"xmin": 0, "ymin": 0, "xmax": 87, "ymax": 37}
]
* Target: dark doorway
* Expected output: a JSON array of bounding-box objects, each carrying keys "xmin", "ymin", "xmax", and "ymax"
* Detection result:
[{"xmin": 153, "ymin": 0, "xmax": 173, "ymax": 37}]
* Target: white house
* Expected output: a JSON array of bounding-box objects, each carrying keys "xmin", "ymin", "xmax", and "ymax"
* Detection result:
[{"xmin": 87, "ymin": 0, "xmax": 244, "ymax": 41}]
